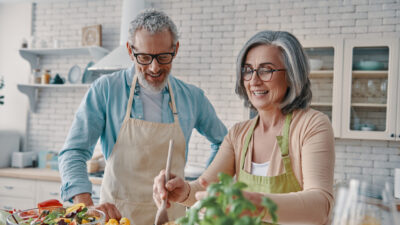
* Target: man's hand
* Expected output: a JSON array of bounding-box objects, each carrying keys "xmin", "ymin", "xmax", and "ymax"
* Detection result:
[
  {"xmin": 73, "ymin": 193, "xmax": 94, "ymax": 206},
  {"xmin": 73, "ymin": 193, "xmax": 121, "ymax": 222}
]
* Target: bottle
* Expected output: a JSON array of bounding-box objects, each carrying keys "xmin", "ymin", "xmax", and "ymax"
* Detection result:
[
  {"xmin": 42, "ymin": 69, "xmax": 51, "ymax": 84},
  {"xmin": 32, "ymin": 69, "xmax": 41, "ymax": 84}
]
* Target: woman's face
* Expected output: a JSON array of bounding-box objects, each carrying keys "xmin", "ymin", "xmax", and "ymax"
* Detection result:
[{"xmin": 243, "ymin": 45, "xmax": 288, "ymax": 111}]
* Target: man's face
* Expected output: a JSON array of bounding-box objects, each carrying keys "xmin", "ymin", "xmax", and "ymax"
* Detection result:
[{"xmin": 127, "ymin": 28, "xmax": 179, "ymax": 92}]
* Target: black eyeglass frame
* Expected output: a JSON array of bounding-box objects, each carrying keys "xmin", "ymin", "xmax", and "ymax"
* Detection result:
[
  {"xmin": 241, "ymin": 67, "xmax": 286, "ymax": 82},
  {"xmin": 130, "ymin": 45, "xmax": 176, "ymax": 65}
]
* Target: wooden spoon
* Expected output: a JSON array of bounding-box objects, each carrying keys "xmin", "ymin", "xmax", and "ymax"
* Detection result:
[{"xmin": 154, "ymin": 139, "xmax": 174, "ymax": 225}]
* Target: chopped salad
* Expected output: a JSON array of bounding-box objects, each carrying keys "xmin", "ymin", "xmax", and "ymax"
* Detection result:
[{"xmin": 10, "ymin": 200, "xmax": 101, "ymax": 225}]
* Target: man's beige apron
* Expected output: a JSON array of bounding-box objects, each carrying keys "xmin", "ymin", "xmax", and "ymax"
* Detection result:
[{"xmin": 100, "ymin": 75, "xmax": 186, "ymax": 225}]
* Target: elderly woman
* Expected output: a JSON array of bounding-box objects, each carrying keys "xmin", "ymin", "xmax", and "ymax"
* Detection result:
[{"xmin": 153, "ymin": 30, "xmax": 335, "ymax": 225}]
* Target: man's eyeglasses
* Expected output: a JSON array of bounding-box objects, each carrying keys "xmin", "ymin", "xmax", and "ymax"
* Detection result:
[
  {"xmin": 241, "ymin": 66, "xmax": 285, "ymax": 82},
  {"xmin": 130, "ymin": 45, "xmax": 175, "ymax": 65}
]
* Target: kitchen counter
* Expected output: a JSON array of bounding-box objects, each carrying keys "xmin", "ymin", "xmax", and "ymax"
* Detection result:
[{"xmin": 0, "ymin": 168, "xmax": 102, "ymax": 185}]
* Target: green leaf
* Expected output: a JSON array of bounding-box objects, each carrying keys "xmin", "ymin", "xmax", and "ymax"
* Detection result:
[
  {"xmin": 175, "ymin": 173, "xmax": 279, "ymax": 225},
  {"xmin": 261, "ymin": 197, "xmax": 278, "ymax": 223}
]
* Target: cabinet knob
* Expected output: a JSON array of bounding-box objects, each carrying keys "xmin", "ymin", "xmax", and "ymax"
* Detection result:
[
  {"xmin": 4, "ymin": 185, "xmax": 14, "ymax": 190},
  {"xmin": 391, "ymin": 133, "xmax": 395, "ymax": 138},
  {"xmin": 49, "ymin": 192, "xmax": 58, "ymax": 196}
]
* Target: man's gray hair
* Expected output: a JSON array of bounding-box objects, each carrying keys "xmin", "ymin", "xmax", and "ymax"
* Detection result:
[
  {"xmin": 235, "ymin": 30, "xmax": 312, "ymax": 114},
  {"xmin": 128, "ymin": 8, "xmax": 179, "ymax": 47}
]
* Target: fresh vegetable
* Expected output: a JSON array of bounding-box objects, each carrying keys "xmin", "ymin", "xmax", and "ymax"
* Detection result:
[
  {"xmin": 175, "ymin": 173, "xmax": 278, "ymax": 225},
  {"xmin": 12, "ymin": 203, "xmax": 101, "ymax": 225},
  {"xmin": 38, "ymin": 199, "xmax": 63, "ymax": 209},
  {"xmin": 105, "ymin": 218, "xmax": 130, "ymax": 225}
]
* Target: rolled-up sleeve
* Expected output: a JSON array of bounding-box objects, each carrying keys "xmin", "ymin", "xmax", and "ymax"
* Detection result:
[{"xmin": 58, "ymin": 80, "xmax": 106, "ymax": 202}]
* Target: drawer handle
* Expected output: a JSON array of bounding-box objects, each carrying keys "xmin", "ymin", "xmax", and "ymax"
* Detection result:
[
  {"xmin": 4, "ymin": 205, "xmax": 12, "ymax": 210},
  {"xmin": 4, "ymin": 186, "xmax": 14, "ymax": 190},
  {"xmin": 49, "ymin": 192, "xmax": 59, "ymax": 196}
]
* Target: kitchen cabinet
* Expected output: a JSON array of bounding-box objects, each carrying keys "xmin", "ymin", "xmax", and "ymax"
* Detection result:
[
  {"xmin": 36, "ymin": 180, "xmax": 62, "ymax": 203},
  {"xmin": 0, "ymin": 169, "xmax": 102, "ymax": 209},
  {"xmin": 301, "ymin": 38, "xmax": 400, "ymax": 141},
  {"xmin": 0, "ymin": 177, "xmax": 36, "ymax": 210},
  {"xmin": 18, "ymin": 47, "xmax": 109, "ymax": 113},
  {"xmin": 301, "ymin": 39, "xmax": 344, "ymax": 137},
  {"xmin": 341, "ymin": 39, "xmax": 399, "ymax": 140}
]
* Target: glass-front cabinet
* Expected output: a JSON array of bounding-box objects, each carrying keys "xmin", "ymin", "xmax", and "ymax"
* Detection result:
[
  {"xmin": 342, "ymin": 39, "xmax": 399, "ymax": 140},
  {"xmin": 301, "ymin": 39, "xmax": 344, "ymax": 137}
]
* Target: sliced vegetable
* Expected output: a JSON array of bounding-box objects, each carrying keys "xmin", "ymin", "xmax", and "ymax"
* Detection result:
[
  {"xmin": 119, "ymin": 217, "xmax": 130, "ymax": 225},
  {"xmin": 37, "ymin": 199, "xmax": 63, "ymax": 209}
]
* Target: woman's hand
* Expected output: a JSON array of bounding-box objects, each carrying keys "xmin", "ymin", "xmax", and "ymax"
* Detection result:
[
  {"xmin": 193, "ymin": 178, "xmax": 209, "ymax": 201},
  {"xmin": 153, "ymin": 169, "xmax": 189, "ymax": 208}
]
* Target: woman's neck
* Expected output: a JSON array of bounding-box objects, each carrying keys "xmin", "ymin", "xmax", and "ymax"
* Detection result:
[{"xmin": 257, "ymin": 108, "xmax": 285, "ymax": 133}]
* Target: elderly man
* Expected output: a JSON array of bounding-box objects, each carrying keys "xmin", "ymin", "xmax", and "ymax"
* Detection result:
[{"xmin": 58, "ymin": 9, "xmax": 227, "ymax": 225}]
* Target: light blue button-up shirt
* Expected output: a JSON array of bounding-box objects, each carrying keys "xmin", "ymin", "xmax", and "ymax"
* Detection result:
[{"xmin": 58, "ymin": 66, "xmax": 227, "ymax": 202}]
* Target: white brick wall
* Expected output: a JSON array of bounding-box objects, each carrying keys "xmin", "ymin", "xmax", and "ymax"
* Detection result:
[{"xmin": 28, "ymin": 0, "xmax": 400, "ymax": 185}]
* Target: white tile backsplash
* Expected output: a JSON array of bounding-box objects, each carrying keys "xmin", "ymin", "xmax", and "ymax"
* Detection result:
[{"xmin": 27, "ymin": 0, "xmax": 400, "ymax": 186}]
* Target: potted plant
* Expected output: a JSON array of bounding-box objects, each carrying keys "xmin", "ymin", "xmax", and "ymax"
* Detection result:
[{"xmin": 175, "ymin": 173, "xmax": 278, "ymax": 225}]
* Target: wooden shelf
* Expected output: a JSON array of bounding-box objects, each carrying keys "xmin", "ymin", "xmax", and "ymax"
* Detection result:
[
  {"xmin": 352, "ymin": 70, "xmax": 388, "ymax": 78},
  {"xmin": 351, "ymin": 103, "xmax": 387, "ymax": 108},
  {"xmin": 19, "ymin": 47, "xmax": 109, "ymax": 70},
  {"xmin": 17, "ymin": 83, "xmax": 90, "ymax": 113},
  {"xmin": 309, "ymin": 70, "xmax": 333, "ymax": 78},
  {"xmin": 310, "ymin": 102, "xmax": 332, "ymax": 107}
]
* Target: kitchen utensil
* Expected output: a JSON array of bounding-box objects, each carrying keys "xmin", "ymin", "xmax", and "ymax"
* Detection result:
[
  {"xmin": 154, "ymin": 139, "xmax": 174, "ymax": 225},
  {"xmin": 67, "ymin": 65, "xmax": 81, "ymax": 84},
  {"xmin": 331, "ymin": 179, "xmax": 398, "ymax": 225},
  {"xmin": 11, "ymin": 152, "xmax": 37, "ymax": 168}
]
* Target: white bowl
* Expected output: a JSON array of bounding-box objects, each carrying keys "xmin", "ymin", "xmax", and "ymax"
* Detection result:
[{"xmin": 309, "ymin": 59, "xmax": 323, "ymax": 70}]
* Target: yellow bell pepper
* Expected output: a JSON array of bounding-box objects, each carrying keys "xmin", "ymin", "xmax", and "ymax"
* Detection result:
[
  {"xmin": 106, "ymin": 218, "xmax": 119, "ymax": 225},
  {"xmin": 119, "ymin": 217, "xmax": 130, "ymax": 225},
  {"xmin": 65, "ymin": 203, "xmax": 86, "ymax": 215}
]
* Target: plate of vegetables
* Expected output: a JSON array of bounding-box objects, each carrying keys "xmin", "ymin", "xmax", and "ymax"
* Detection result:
[{"xmin": 6, "ymin": 200, "xmax": 105, "ymax": 225}]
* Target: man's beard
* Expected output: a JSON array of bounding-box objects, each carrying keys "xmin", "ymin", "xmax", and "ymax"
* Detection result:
[{"xmin": 136, "ymin": 69, "xmax": 168, "ymax": 93}]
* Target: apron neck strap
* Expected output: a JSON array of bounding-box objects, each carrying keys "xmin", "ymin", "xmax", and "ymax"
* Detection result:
[
  {"xmin": 279, "ymin": 112, "xmax": 292, "ymax": 157},
  {"xmin": 240, "ymin": 115, "xmax": 259, "ymax": 169},
  {"xmin": 124, "ymin": 75, "xmax": 178, "ymax": 121},
  {"xmin": 240, "ymin": 112, "xmax": 293, "ymax": 170}
]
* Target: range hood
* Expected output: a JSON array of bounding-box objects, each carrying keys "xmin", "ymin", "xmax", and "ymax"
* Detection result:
[{"xmin": 88, "ymin": 0, "xmax": 146, "ymax": 72}]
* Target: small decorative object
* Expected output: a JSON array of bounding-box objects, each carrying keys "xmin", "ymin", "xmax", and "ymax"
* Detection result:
[
  {"xmin": 81, "ymin": 24, "xmax": 102, "ymax": 46},
  {"xmin": 21, "ymin": 38, "xmax": 28, "ymax": 48},
  {"xmin": 42, "ymin": 69, "xmax": 51, "ymax": 84},
  {"xmin": 68, "ymin": 65, "xmax": 82, "ymax": 84},
  {"xmin": 50, "ymin": 74, "xmax": 64, "ymax": 84},
  {"xmin": 32, "ymin": 68, "xmax": 41, "ymax": 84},
  {"xmin": 176, "ymin": 173, "xmax": 278, "ymax": 225}
]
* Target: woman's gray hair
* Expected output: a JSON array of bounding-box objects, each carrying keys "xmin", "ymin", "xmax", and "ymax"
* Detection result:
[
  {"xmin": 128, "ymin": 8, "xmax": 179, "ymax": 47},
  {"xmin": 235, "ymin": 30, "xmax": 312, "ymax": 114}
]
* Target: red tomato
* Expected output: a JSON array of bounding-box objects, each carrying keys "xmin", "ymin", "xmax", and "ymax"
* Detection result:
[
  {"xmin": 37, "ymin": 199, "xmax": 63, "ymax": 208},
  {"xmin": 19, "ymin": 210, "xmax": 38, "ymax": 218}
]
